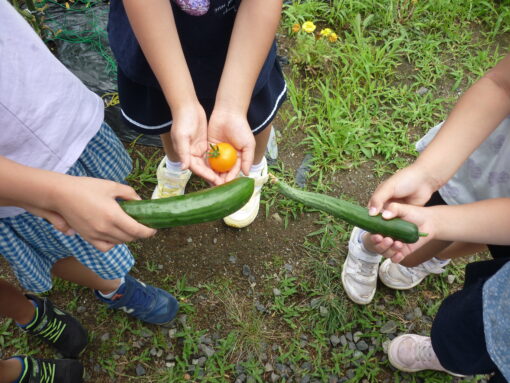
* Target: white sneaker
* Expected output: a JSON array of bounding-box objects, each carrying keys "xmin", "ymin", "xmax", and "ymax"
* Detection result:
[
  {"xmin": 223, "ymin": 157, "xmax": 268, "ymax": 228},
  {"xmin": 151, "ymin": 157, "xmax": 192, "ymax": 199},
  {"xmin": 341, "ymin": 227, "xmax": 382, "ymax": 305},
  {"xmin": 378, "ymin": 257, "xmax": 449, "ymax": 290},
  {"xmin": 388, "ymin": 334, "xmax": 465, "ymax": 377}
]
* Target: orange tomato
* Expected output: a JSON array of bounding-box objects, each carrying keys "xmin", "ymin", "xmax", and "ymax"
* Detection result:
[{"xmin": 208, "ymin": 142, "xmax": 237, "ymax": 173}]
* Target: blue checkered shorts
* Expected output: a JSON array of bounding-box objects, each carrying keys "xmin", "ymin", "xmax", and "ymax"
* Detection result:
[{"xmin": 0, "ymin": 123, "xmax": 135, "ymax": 293}]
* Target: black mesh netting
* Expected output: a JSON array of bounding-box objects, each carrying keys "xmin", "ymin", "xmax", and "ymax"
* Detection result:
[{"xmin": 39, "ymin": 0, "xmax": 162, "ymax": 146}]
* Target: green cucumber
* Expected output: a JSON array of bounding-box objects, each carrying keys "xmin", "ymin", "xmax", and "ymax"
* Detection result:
[
  {"xmin": 120, "ymin": 177, "xmax": 254, "ymax": 229},
  {"xmin": 272, "ymin": 176, "xmax": 426, "ymax": 243}
]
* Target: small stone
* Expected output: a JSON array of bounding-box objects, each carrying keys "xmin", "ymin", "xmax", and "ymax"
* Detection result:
[
  {"xmin": 264, "ymin": 363, "xmax": 274, "ymax": 372},
  {"xmin": 447, "ymin": 274, "xmax": 455, "ymax": 284},
  {"xmin": 382, "ymin": 339, "xmax": 391, "ymax": 354},
  {"xmin": 328, "ymin": 376, "xmax": 338, "ymax": 383},
  {"xmin": 356, "ymin": 340, "xmax": 369, "ymax": 351},
  {"xmin": 168, "ymin": 329, "xmax": 177, "ymax": 338},
  {"xmin": 255, "ymin": 302, "xmax": 266, "ymax": 312},
  {"xmin": 416, "ymin": 86, "xmax": 429, "ymax": 96},
  {"xmin": 213, "ymin": 238, "xmax": 217, "ymax": 244},
  {"xmin": 100, "ymin": 333, "xmax": 110, "ymax": 342},
  {"xmin": 242, "ymin": 265, "xmax": 251, "ymax": 276},
  {"xmin": 200, "ymin": 344, "xmax": 216, "ymax": 358},
  {"xmin": 77, "ymin": 306, "xmax": 86, "ymax": 314},
  {"xmin": 135, "ymin": 364, "xmax": 146, "ymax": 376},
  {"xmin": 165, "ymin": 362, "xmax": 175, "ymax": 368},
  {"xmin": 187, "ymin": 237, "xmax": 192, "ymax": 243},
  {"xmin": 353, "ymin": 351, "xmax": 363, "ymax": 359},
  {"xmin": 166, "ymin": 353, "xmax": 175, "ymax": 360},
  {"xmin": 300, "ymin": 376, "xmax": 311, "ymax": 383},
  {"xmin": 345, "ymin": 332, "xmax": 353, "ymax": 342},
  {"xmin": 140, "ymin": 328, "xmax": 153, "ymax": 338},
  {"xmin": 330, "ymin": 335, "xmax": 341, "ymax": 347},
  {"xmin": 229, "ymin": 255, "xmax": 237, "ymax": 264},
  {"xmin": 380, "ymin": 320, "xmax": 398, "ymax": 334},
  {"xmin": 196, "ymin": 357, "xmax": 207, "ymax": 367},
  {"xmin": 273, "ymin": 288, "xmax": 282, "ymax": 296},
  {"xmin": 319, "ymin": 306, "xmax": 329, "ymax": 317},
  {"xmin": 301, "ymin": 361, "xmax": 312, "ymax": 371},
  {"xmin": 310, "ymin": 298, "xmax": 321, "ymax": 308},
  {"xmin": 272, "ymin": 213, "xmax": 283, "ymax": 224},
  {"xmin": 339, "ymin": 335, "xmax": 347, "ymax": 347},
  {"xmin": 150, "ymin": 348, "xmax": 157, "ymax": 356},
  {"xmin": 235, "ymin": 374, "xmax": 246, "ymax": 383},
  {"xmin": 327, "ymin": 258, "xmax": 338, "ymax": 267},
  {"xmin": 414, "ymin": 307, "xmax": 423, "ymax": 318},
  {"xmin": 353, "ymin": 331, "xmax": 362, "ymax": 343},
  {"xmin": 283, "ymin": 264, "xmax": 293, "ymax": 272},
  {"xmin": 271, "ymin": 373, "xmax": 280, "ymax": 382}
]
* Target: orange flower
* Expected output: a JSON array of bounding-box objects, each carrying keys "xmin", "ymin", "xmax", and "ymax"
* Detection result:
[
  {"xmin": 328, "ymin": 32, "xmax": 338, "ymax": 42},
  {"xmin": 292, "ymin": 23, "xmax": 300, "ymax": 33}
]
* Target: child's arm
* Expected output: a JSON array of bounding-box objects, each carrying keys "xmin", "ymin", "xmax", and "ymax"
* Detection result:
[
  {"xmin": 368, "ymin": 198, "xmax": 510, "ymax": 263},
  {"xmin": 208, "ymin": 0, "xmax": 283, "ymax": 180},
  {"xmin": 368, "ymin": 53, "xmax": 510, "ymax": 214},
  {"xmin": 0, "ymin": 156, "xmax": 156, "ymax": 252},
  {"xmin": 122, "ymin": 0, "xmax": 221, "ymax": 184}
]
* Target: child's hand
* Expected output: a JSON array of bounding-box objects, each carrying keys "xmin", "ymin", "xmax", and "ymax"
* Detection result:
[
  {"xmin": 368, "ymin": 164, "xmax": 442, "ymax": 216},
  {"xmin": 37, "ymin": 176, "xmax": 157, "ymax": 252},
  {"xmin": 207, "ymin": 109, "xmax": 256, "ymax": 184},
  {"xmin": 366, "ymin": 203, "xmax": 436, "ymax": 263},
  {"xmin": 171, "ymin": 103, "xmax": 222, "ymax": 185}
]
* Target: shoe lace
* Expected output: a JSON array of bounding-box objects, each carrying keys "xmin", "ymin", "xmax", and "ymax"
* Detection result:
[
  {"xmin": 415, "ymin": 338, "xmax": 436, "ymax": 362},
  {"xmin": 34, "ymin": 317, "xmax": 67, "ymax": 344},
  {"xmin": 38, "ymin": 360, "xmax": 57, "ymax": 383},
  {"xmin": 126, "ymin": 286, "xmax": 155, "ymax": 312},
  {"xmin": 356, "ymin": 258, "xmax": 378, "ymax": 278}
]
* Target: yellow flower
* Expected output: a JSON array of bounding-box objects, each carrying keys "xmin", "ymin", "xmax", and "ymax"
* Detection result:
[
  {"xmin": 302, "ymin": 21, "xmax": 316, "ymax": 34},
  {"xmin": 320, "ymin": 28, "xmax": 333, "ymax": 37},
  {"xmin": 328, "ymin": 32, "xmax": 338, "ymax": 43},
  {"xmin": 292, "ymin": 23, "xmax": 300, "ymax": 33}
]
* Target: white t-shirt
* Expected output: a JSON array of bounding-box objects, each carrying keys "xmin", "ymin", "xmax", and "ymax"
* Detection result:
[
  {"xmin": 416, "ymin": 118, "xmax": 510, "ymax": 205},
  {"xmin": 0, "ymin": 0, "xmax": 104, "ymax": 218}
]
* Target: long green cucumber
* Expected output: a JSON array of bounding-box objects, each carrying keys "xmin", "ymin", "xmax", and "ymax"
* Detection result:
[
  {"xmin": 120, "ymin": 177, "xmax": 254, "ymax": 229},
  {"xmin": 272, "ymin": 176, "xmax": 426, "ymax": 243}
]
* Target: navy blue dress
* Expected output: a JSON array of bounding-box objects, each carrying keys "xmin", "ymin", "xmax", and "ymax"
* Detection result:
[{"xmin": 108, "ymin": 0, "xmax": 286, "ymax": 135}]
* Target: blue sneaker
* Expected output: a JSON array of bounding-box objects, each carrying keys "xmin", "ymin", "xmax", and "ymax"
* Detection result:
[{"xmin": 95, "ymin": 275, "xmax": 179, "ymax": 325}]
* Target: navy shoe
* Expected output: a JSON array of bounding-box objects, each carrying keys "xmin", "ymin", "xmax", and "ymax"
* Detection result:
[{"xmin": 95, "ymin": 275, "xmax": 179, "ymax": 325}]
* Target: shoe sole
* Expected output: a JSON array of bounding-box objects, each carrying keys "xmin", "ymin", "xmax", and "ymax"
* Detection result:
[{"xmin": 341, "ymin": 266, "xmax": 375, "ymax": 305}]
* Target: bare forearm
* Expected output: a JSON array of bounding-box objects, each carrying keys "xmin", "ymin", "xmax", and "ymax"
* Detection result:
[
  {"xmin": 0, "ymin": 156, "xmax": 62, "ymax": 210},
  {"xmin": 215, "ymin": 0, "xmax": 283, "ymax": 113},
  {"xmin": 431, "ymin": 198, "xmax": 510, "ymax": 245},
  {"xmin": 415, "ymin": 54, "xmax": 510, "ymax": 187},
  {"xmin": 122, "ymin": 0, "xmax": 197, "ymax": 109}
]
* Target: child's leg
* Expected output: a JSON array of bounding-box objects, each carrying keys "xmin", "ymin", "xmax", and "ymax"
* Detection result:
[
  {"xmin": 253, "ymin": 125, "xmax": 272, "ymax": 164},
  {"xmin": 0, "ymin": 358, "xmax": 22, "ymax": 383},
  {"xmin": 0, "ymin": 279, "xmax": 35, "ymax": 325},
  {"xmin": 52, "ymin": 257, "xmax": 179, "ymax": 325},
  {"xmin": 0, "ymin": 280, "xmax": 31, "ymax": 383},
  {"xmin": 51, "ymin": 256, "xmax": 121, "ymax": 294}
]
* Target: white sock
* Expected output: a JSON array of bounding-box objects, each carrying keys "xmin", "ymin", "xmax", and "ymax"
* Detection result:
[
  {"xmin": 432, "ymin": 257, "xmax": 450, "ymax": 265},
  {"xmin": 165, "ymin": 157, "xmax": 184, "ymax": 173},
  {"xmin": 249, "ymin": 160, "xmax": 265, "ymax": 175},
  {"xmin": 99, "ymin": 277, "xmax": 125, "ymax": 299}
]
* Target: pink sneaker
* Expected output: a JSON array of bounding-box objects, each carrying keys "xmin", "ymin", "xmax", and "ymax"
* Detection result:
[{"xmin": 388, "ymin": 334, "xmax": 465, "ymax": 377}]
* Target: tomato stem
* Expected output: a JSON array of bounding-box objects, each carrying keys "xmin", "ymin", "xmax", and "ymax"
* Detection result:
[{"xmin": 208, "ymin": 144, "xmax": 220, "ymax": 158}]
